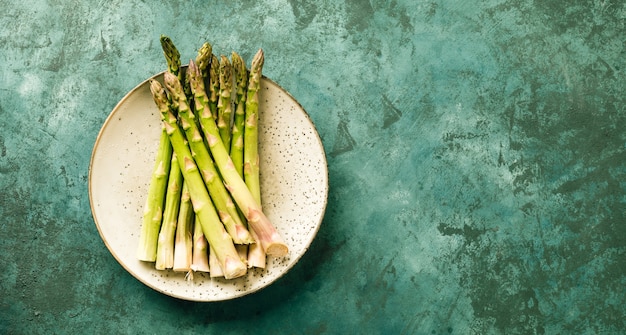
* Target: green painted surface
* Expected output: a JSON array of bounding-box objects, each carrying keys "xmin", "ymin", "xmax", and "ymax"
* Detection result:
[{"xmin": 1, "ymin": 1, "xmax": 624, "ymax": 334}]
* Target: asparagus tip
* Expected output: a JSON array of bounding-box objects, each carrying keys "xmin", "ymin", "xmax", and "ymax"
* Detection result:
[
  {"xmin": 149, "ymin": 79, "xmax": 160, "ymax": 93},
  {"xmin": 149, "ymin": 80, "xmax": 168, "ymax": 106},
  {"xmin": 187, "ymin": 59, "xmax": 199, "ymax": 82},
  {"xmin": 252, "ymin": 48, "xmax": 264, "ymax": 68},
  {"xmin": 163, "ymin": 71, "xmax": 183, "ymax": 98}
]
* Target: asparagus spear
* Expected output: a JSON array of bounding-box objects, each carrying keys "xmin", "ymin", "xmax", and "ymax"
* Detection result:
[
  {"xmin": 160, "ymin": 35, "xmax": 195, "ymax": 273},
  {"xmin": 217, "ymin": 55, "xmax": 234, "ymax": 148},
  {"xmin": 191, "ymin": 217, "xmax": 210, "ymax": 273},
  {"xmin": 243, "ymin": 49, "xmax": 264, "ymax": 204},
  {"xmin": 163, "ymin": 71, "xmax": 253, "ymax": 245},
  {"xmin": 155, "ymin": 152, "xmax": 183, "ymax": 270},
  {"xmin": 230, "ymin": 52, "xmax": 251, "ymax": 261},
  {"xmin": 136, "ymin": 35, "xmax": 181, "ymax": 263},
  {"xmin": 243, "ymin": 49, "xmax": 268, "ymax": 267},
  {"xmin": 136, "ymin": 128, "xmax": 172, "ymax": 262},
  {"xmin": 150, "ymin": 79, "xmax": 247, "ymax": 279},
  {"xmin": 230, "ymin": 51, "xmax": 264, "ymax": 267},
  {"xmin": 187, "ymin": 59, "xmax": 288, "ymax": 257},
  {"xmin": 229, "ymin": 51, "xmax": 248, "ymax": 176},
  {"xmin": 173, "ymin": 182, "xmax": 194, "ymax": 272},
  {"xmin": 183, "ymin": 45, "xmax": 215, "ymax": 271}
]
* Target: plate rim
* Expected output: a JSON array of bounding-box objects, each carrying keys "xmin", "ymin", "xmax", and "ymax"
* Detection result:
[{"xmin": 88, "ymin": 69, "xmax": 329, "ymax": 301}]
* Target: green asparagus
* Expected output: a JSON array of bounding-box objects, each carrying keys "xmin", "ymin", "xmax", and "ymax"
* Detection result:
[
  {"xmin": 136, "ymin": 128, "xmax": 172, "ymax": 262},
  {"xmin": 137, "ymin": 35, "xmax": 179, "ymax": 263},
  {"xmin": 163, "ymin": 71, "xmax": 254, "ymax": 245},
  {"xmin": 242, "ymin": 49, "xmax": 268, "ymax": 267},
  {"xmin": 230, "ymin": 51, "xmax": 264, "ymax": 268},
  {"xmin": 229, "ymin": 51, "xmax": 248, "ymax": 176},
  {"xmin": 155, "ymin": 152, "xmax": 183, "ymax": 270},
  {"xmin": 150, "ymin": 79, "xmax": 247, "ymax": 279},
  {"xmin": 217, "ymin": 55, "xmax": 234, "ymax": 148},
  {"xmin": 243, "ymin": 49, "xmax": 264, "ymax": 205},
  {"xmin": 187, "ymin": 60, "xmax": 288, "ymax": 257}
]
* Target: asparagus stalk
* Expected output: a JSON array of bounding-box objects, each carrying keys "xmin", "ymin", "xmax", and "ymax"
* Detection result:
[
  {"xmin": 150, "ymin": 79, "xmax": 247, "ymax": 279},
  {"xmin": 243, "ymin": 49, "xmax": 268, "ymax": 267},
  {"xmin": 163, "ymin": 71, "xmax": 253, "ymax": 245},
  {"xmin": 243, "ymin": 49, "xmax": 264, "ymax": 204},
  {"xmin": 191, "ymin": 217, "xmax": 210, "ymax": 273},
  {"xmin": 173, "ymin": 182, "xmax": 194, "ymax": 272},
  {"xmin": 229, "ymin": 51, "xmax": 248, "ymax": 176},
  {"xmin": 155, "ymin": 152, "xmax": 183, "ymax": 270},
  {"xmin": 230, "ymin": 52, "xmax": 251, "ymax": 262},
  {"xmin": 231, "ymin": 51, "xmax": 264, "ymax": 267},
  {"xmin": 136, "ymin": 128, "xmax": 172, "ymax": 262},
  {"xmin": 187, "ymin": 59, "xmax": 288, "ymax": 257},
  {"xmin": 217, "ymin": 55, "xmax": 234, "ymax": 148}
]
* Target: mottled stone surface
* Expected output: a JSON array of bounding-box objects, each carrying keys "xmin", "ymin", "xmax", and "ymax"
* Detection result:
[{"xmin": 1, "ymin": 1, "xmax": 624, "ymax": 334}]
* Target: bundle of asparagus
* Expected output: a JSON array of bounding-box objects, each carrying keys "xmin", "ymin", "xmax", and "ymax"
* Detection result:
[{"xmin": 136, "ymin": 36, "xmax": 287, "ymax": 280}]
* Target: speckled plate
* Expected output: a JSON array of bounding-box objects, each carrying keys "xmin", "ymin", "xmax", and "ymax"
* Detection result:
[{"xmin": 88, "ymin": 70, "xmax": 328, "ymax": 302}]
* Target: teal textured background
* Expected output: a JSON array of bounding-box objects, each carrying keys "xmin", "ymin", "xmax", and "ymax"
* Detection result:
[{"xmin": 0, "ymin": 1, "xmax": 624, "ymax": 334}]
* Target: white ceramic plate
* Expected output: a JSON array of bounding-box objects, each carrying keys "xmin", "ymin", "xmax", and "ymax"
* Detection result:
[{"xmin": 89, "ymin": 71, "xmax": 328, "ymax": 301}]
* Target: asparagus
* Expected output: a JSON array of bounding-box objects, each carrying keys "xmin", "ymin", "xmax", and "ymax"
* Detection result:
[
  {"xmin": 160, "ymin": 35, "xmax": 194, "ymax": 273},
  {"xmin": 217, "ymin": 55, "xmax": 234, "ymax": 147},
  {"xmin": 229, "ymin": 51, "xmax": 248, "ymax": 176},
  {"xmin": 163, "ymin": 71, "xmax": 253, "ymax": 245},
  {"xmin": 136, "ymin": 128, "xmax": 172, "ymax": 262},
  {"xmin": 155, "ymin": 152, "xmax": 183, "ymax": 270},
  {"xmin": 230, "ymin": 51, "xmax": 264, "ymax": 267},
  {"xmin": 187, "ymin": 59, "xmax": 288, "ymax": 257},
  {"xmin": 229, "ymin": 52, "xmax": 252, "ymax": 263},
  {"xmin": 191, "ymin": 217, "xmax": 210, "ymax": 273},
  {"xmin": 136, "ymin": 35, "xmax": 180, "ymax": 263},
  {"xmin": 243, "ymin": 49, "xmax": 268, "ymax": 267},
  {"xmin": 150, "ymin": 79, "xmax": 247, "ymax": 279},
  {"xmin": 243, "ymin": 49, "xmax": 264, "ymax": 204},
  {"xmin": 173, "ymin": 182, "xmax": 194, "ymax": 272}
]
